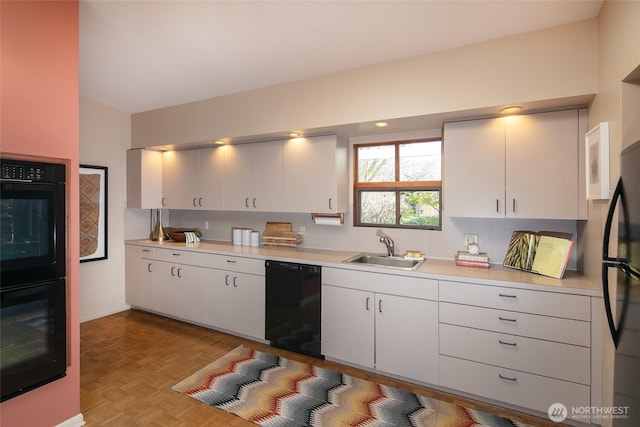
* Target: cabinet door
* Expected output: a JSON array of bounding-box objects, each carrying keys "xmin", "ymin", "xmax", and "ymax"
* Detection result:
[
  {"xmin": 506, "ymin": 110, "xmax": 579, "ymax": 219},
  {"xmin": 375, "ymin": 294, "xmax": 439, "ymax": 384},
  {"xmin": 251, "ymin": 141, "xmax": 282, "ymax": 212},
  {"xmin": 283, "ymin": 135, "xmax": 344, "ymax": 213},
  {"xmin": 176, "ymin": 265, "xmax": 212, "ymax": 324},
  {"xmin": 162, "ymin": 149, "xmax": 199, "ymax": 209},
  {"xmin": 223, "ymin": 144, "xmax": 253, "ymax": 210},
  {"xmin": 198, "ymin": 147, "xmax": 224, "ymax": 210},
  {"xmin": 154, "ymin": 261, "xmax": 179, "ymax": 317},
  {"xmin": 125, "ymin": 246, "xmax": 156, "ymax": 310},
  {"xmin": 321, "ymin": 285, "xmax": 374, "ymax": 368},
  {"xmin": 200, "ymin": 269, "xmax": 234, "ymax": 331},
  {"xmin": 127, "ymin": 149, "xmax": 163, "ymax": 209},
  {"xmin": 232, "ymin": 272, "xmax": 265, "ymax": 340},
  {"xmin": 443, "ymin": 118, "xmax": 505, "ymax": 217}
]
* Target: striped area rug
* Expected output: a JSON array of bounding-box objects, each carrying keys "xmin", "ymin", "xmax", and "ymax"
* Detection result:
[{"xmin": 172, "ymin": 345, "xmax": 531, "ymax": 427}]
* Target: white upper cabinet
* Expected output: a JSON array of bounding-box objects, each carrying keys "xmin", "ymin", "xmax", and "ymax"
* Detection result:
[
  {"xmin": 283, "ymin": 135, "xmax": 349, "ymax": 213},
  {"xmin": 162, "ymin": 147, "xmax": 224, "ymax": 210},
  {"xmin": 444, "ymin": 109, "xmax": 586, "ymax": 219},
  {"xmin": 223, "ymin": 140, "xmax": 283, "ymax": 211},
  {"xmin": 127, "ymin": 149, "xmax": 163, "ymax": 209}
]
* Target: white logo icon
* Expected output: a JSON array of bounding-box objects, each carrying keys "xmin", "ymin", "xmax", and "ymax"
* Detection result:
[{"xmin": 548, "ymin": 403, "xmax": 568, "ymax": 422}]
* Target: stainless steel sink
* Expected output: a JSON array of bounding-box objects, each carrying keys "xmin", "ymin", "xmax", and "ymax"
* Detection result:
[{"xmin": 343, "ymin": 253, "xmax": 423, "ymax": 270}]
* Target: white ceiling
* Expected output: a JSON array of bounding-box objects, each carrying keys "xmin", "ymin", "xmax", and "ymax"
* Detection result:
[{"xmin": 79, "ymin": 0, "xmax": 603, "ymax": 115}]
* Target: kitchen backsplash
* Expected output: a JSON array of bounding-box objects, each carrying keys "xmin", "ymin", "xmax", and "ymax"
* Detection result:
[{"xmin": 138, "ymin": 209, "xmax": 581, "ymax": 271}]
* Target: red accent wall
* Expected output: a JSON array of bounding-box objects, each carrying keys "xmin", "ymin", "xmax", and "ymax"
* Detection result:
[{"xmin": 0, "ymin": 1, "xmax": 80, "ymax": 426}]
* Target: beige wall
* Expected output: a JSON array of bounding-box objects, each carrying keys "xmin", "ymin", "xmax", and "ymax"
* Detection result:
[
  {"xmin": 79, "ymin": 97, "xmax": 148, "ymax": 321},
  {"xmin": 132, "ymin": 18, "xmax": 597, "ymax": 148},
  {"xmin": 584, "ymin": 0, "xmax": 640, "ymax": 423}
]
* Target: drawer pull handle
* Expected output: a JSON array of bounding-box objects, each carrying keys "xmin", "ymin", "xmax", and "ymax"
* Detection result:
[
  {"xmin": 142, "ymin": 249, "xmax": 151, "ymax": 253},
  {"xmin": 226, "ymin": 260, "xmax": 236, "ymax": 264},
  {"xmin": 498, "ymin": 316, "xmax": 517, "ymax": 322},
  {"xmin": 498, "ymin": 374, "xmax": 517, "ymax": 382},
  {"xmin": 499, "ymin": 339, "xmax": 517, "ymax": 347},
  {"xmin": 498, "ymin": 293, "xmax": 517, "ymax": 299},
  {"xmin": 172, "ymin": 253, "xmax": 181, "ymax": 256}
]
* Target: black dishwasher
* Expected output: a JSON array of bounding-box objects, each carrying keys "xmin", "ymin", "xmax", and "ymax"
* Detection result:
[{"xmin": 265, "ymin": 260, "xmax": 322, "ymax": 359}]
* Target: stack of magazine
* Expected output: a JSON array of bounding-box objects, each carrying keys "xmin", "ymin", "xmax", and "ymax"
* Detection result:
[
  {"xmin": 455, "ymin": 251, "xmax": 490, "ymax": 268},
  {"xmin": 503, "ymin": 230, "xmax": 574, "ymax": 279}
]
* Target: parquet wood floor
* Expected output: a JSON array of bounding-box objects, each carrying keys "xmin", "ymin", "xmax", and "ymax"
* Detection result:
[{"xmin": 80, "ymin": 309, "xmax": 559, "ymax": 426}]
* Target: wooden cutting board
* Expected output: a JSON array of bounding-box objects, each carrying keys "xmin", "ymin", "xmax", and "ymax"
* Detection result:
[{"xmin": 265, "ymin": 222, "xmax": 292, "ymax": 232}]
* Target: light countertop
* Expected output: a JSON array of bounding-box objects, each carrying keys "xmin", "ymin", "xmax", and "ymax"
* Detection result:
[{"xmin": 126, "ymin": 239, "xmax": 602, "ymax": 297}]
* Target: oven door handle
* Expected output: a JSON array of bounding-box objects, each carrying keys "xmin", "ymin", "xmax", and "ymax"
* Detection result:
[{"xmin": 1, "ymin": 178, "xmax": 34, "ymax": 183}]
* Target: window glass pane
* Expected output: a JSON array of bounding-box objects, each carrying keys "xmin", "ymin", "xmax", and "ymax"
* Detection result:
[
  {"xmin": 357, "ymin": 145, "xmax": 395, "ymax": 182},
  {"xmin": 359, "ymin": 191, "xmax": 396, "ymax": 224},
  {"xmin": 399, "ymin": 190, "xmax": 440, "ymax": 226},
  {"xmin": 399, "ymin": 141, "xmax": 441, "ymax": 181}
]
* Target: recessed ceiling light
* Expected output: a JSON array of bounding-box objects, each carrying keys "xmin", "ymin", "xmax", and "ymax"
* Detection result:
[
  {"xmin": 287, "ymin": 132, "xmax": 300, "ymax": 137},
  {"xmin": 375, "ymin": 122, "xmax": 389, "ymax": 128},
  {"xmin": 499, "ymin": 106, "xmax": 523, "ymax": 114}
]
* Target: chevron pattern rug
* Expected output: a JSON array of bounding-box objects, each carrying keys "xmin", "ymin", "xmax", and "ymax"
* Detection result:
[{"xmin": 172, "ymin": 345, "xmax": 531, "ymax": 427}]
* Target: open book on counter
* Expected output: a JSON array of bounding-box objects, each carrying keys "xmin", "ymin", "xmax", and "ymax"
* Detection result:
[{"xmin": 503, "ymin": 230, "xmax": 574, "ymax": 279}]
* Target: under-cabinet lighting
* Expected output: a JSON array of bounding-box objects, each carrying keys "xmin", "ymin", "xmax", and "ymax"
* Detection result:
[
  {"xmin": 499, "ymin": 106, "xmax": 523, "ymax": 114},
  {"xmin": 287, "ymin": 132, "xmax": 301, "ymax": 137},
  {"xmin": 375, "ymin": 122, "xmax": 389, "ymax": 128}
]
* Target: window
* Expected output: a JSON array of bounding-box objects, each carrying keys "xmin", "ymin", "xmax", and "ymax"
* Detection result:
[{"xmin": 354, "ymin": 139, "xmax": 442, "ymax": 229}]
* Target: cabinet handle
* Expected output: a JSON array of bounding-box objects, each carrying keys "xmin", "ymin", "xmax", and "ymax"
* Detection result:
[
  {"xmin": 366, "ymin": 297, "xmax": 370, "ymax": 311},
  {"xmin": 177, "ymin": 268, "xmax": 182, "ymax": 278},
  {"xmin": 498, "ymin": 293, "xmax": 517, "ymax": 299},
  {"xmin": 171, "ymin": 266, "xmax": 176, "ymax": 277},
  {"xmin": 498, "ymin": 339, "xmax": 518, "ymax": 347},
  {"xmin": 252, "ymin": 198, "xmax": 256, "ymax": 208},
  {"xmin": 162, "ymin": 197, "xmax": 167, "ymax": 207},
  {"xmin": 378, "ymin": 299, "xmax": 382, "ymax": 313},
  {"xmin": 328, "ymin": 198, "xmax": 333, "ymax": 210},
  {"xmin": 498, "ymin": 373, "xmax": 517, "ymax": 382},
  {"xmin": 496, "ymin": 199, "xmax": 499, "ymax": 213},
  {"xmin": 498, "ymin": 316, "xmax": 517, "ymax": 322},
  {"xmin": 147, "ymin": 262, "xmax": 152, "ymax": 273},
  {"xmin": 512, "ymin": 198, "xmax": 516, "ymax": 213},
  {"xmin": 245, "ymin": 197, "xmax": 249, "ymax": 208},
  {"xmin": 226, "ymin": 259, "xmax": 236, "ymax": 264},
  {"xmin": 225, "ymin": 274, "xmax": 230, "ymax": 286},
  {"xmin": 172, "ymin": 253, "xmax": 181, "ymax": 257},
  {"xmin": 193, "ymin": 197, "xmax": 198, "ymax": 207},
  {"xmin": 198, "ymin": 198, "xmax": 203, "ymax": 207},
  {"xmin": 142, "ymin": 249, "xmax": 151, "ymax": 253},
  {"xmin": 233, "ymin": 276, "xmax": 238, "ymax": 287}
]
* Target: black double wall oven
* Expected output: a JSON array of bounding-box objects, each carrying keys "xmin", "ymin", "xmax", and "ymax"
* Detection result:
[{"xmin": 1, "ymin": 158, "xmax": 67, "ymax": 402}]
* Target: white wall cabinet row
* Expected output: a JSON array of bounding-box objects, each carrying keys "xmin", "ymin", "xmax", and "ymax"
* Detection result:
[
  {"xmin": 127, "ymin": 134, "xmax": 349, "ymax": 213},
  {"xmin": 443, "ymin": 109, "xmax": 588, "ymax": 219},
  {"xmin": 125, "ymin": 244, "xmax": 265, "ymax": 340}
]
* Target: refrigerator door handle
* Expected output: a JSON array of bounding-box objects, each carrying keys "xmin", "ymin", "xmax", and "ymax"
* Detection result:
[{"xmin": 602, "ymin": 178, "xmax": 623, "ymax": 348}]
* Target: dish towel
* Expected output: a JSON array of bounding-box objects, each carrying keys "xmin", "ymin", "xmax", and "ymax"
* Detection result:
[{"xmin": 184, "ymin": 232, "xmax": 200, "ymax": 243}]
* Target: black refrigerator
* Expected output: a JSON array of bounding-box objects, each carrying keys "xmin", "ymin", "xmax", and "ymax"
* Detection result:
[{"xmin": 602, "ymin": 139, "xmax": 640, "ymax": 426}]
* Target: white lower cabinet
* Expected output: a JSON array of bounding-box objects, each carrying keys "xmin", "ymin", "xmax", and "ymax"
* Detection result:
[
  {"xmin": 321, "ymin": 268, "xmax": 438, "ymax": 385},
  {"xmin": 124, "ymin": 244, "xmax": 265, "ymax": 341},
  {"xmin": 438, "ymin": 280, "xmax": 599, "ymax": 424}
]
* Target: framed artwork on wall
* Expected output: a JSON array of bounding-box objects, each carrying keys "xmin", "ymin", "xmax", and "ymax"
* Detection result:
[
  {"xmin": 585, "ymin": 122, "xmax": 610, "ymax": 200},
  {"xmin": 80, "ymin": 164, "xmax": 108, "ymax": 262}
]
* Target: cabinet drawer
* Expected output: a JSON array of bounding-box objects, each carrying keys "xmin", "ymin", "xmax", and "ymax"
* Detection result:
[
  {"xmin": 439, "ymin": 302, "xmax": 590, "ymax": 346},
  {"xmin": 439, "ymin": 324, "xmax": 590, "ymax": 384},
  {"xmin": 440, "ymin": 356, "xmax": 591, "ymax": 417},
  {"xmin": 439, "ymin": 281, "xmax": 590, "ymax": 320},
  {"xmin": 151, "ymin": 248, "xmax": 264, "ymax": 275},
  {"xmin": 130, "ymin": 245, "xmax": 154, "ymax": 259},
  {"xmin": 323, "ymin": 267, "xmax": 437, "ymax": 300}
]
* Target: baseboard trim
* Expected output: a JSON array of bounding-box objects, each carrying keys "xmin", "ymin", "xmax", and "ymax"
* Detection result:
[{"xmin": 55, "ymin": 413, "xmax": 85, "ymax": 427}]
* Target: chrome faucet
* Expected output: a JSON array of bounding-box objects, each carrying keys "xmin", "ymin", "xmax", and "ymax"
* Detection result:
[{"xmin": 376, "ymin": 229, "xmax": 395, "ymax": 257}]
